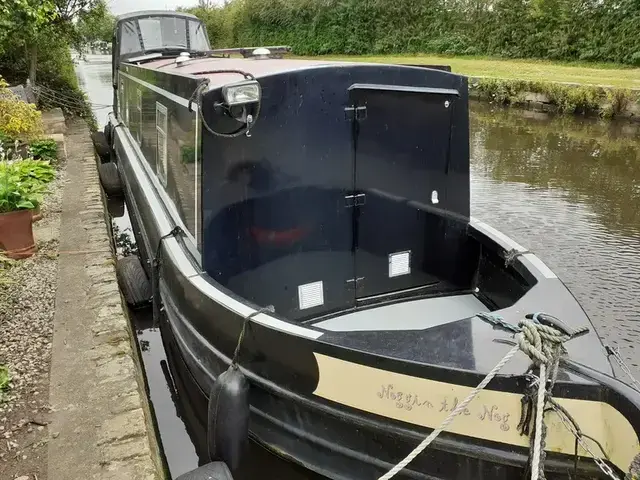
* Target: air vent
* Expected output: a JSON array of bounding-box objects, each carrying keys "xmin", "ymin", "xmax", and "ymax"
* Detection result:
[
  {"xmin": 298, "ymin": 281, "xmax": 324, "ymax": 310},
  {"xmin": 389, "ymin": 251, "xmax": 411, "ymax": 278}
]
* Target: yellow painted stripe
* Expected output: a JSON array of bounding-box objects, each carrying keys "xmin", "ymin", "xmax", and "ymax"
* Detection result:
[{"xmin": 313, "ymin": 353, "xmax": 639, "ymax": 471}]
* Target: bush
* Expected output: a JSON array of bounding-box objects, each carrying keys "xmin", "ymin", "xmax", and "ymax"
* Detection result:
[
  {"xmin": 0, "ymin": 37, "xmax": 96, "ymax": 130},
  {"xmin": 188, "ymin": 0, "xmax": 640, "ymax": 66},
  {"xmin": 0, "ymin": 77, "xmax": 43, "ymax": 141},
  {"xmin": 0, "ymin": 157, "xmax": 55, "ymax": 213},
  {"xmin": 29, "ymin": 138, "xmax": 57, "ymax": 162}
]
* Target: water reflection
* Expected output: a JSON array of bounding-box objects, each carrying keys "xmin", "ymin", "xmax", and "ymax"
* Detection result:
[
  {"xmin": 471, "ymin": 103, "xmax": 640, "ymax": 236},
  {"xmin": 470, "ymin": 102, "xmax": 640, "ymax": 372}
]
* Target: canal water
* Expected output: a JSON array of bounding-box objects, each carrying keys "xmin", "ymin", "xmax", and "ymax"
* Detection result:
[{"xmin": 75, "ymin": 56, "xmax": 640, "ymax": 479}]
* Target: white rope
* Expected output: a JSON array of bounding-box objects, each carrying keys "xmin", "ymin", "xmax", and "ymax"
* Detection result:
[
  {"xmin": 530, "ymin": 362, "xmax": 547, "ymax": 480},
  {"xmin": 377, "ymin": 344, "xmax": 521, "ymax": 480}
]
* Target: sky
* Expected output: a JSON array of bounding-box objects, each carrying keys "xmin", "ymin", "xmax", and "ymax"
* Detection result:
[{"xmin": 107, "ymin": 0, "xmax": 203, "ymax": 15}]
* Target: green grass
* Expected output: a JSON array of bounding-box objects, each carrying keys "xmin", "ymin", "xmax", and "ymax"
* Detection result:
[
  {"xmin": 0, "ymin": 365, "xmax": 10, "ymax": 401},
  {"xmin": 300, "ymin": 54, "xmax": 640, "ymax": 89}
]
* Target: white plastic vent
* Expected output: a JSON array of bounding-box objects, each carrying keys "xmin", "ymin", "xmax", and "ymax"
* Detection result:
[
  {"xmin": 298, "ymin": 281, "xmax": 324, "ymax": 310},
  {"xmin": 389, "ymin": 251, "xmax": 411, "ymax": 277},
  {"xmin": 155, "ymin": 102, "xmax": 168, "ymax": 186}
]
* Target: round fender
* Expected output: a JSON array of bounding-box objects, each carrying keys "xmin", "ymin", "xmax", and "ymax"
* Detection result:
[{"xmin": 207, "ymin": 366, "xmax": 250, "ymax": 471}]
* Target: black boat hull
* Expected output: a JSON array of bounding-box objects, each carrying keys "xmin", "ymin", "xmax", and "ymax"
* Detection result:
[
  {"xmin": 160, "ymin": 285, "xmax": 622, "ymax": 480},
  {"xmin": 106, "ymin": 48, "xmax": 640, "ymax": 479}
]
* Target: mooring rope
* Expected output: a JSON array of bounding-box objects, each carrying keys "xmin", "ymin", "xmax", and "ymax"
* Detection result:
[
  {"xmin": 152, "ymin": 226, "xmax": 184, "ymax": 323},
  {"xmin": 377, "ymin": 343, "xmax": 521, "ymax": 480},
  {"xmin": 378, "ymin": 316, "xmax": 572, "ymax": 480},
  {"xmin": 626, "ymin": 453, "xmax": 640, "ymax": 480},
  {"xmin": 531, "ymin": 361, "xmax": 547, "ymax": 480},
  {"xmin": 518, "ymin": 317, "xmax": 567, "ymax": 480}
]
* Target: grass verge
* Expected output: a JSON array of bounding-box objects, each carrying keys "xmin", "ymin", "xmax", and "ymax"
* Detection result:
[
  {"xmin": 301, "ymin": 54, "xmax": 640, "ymax": 89},
  {"xmin": 300, "ymin": 54, "xmax": 640, "ymax": 117}
]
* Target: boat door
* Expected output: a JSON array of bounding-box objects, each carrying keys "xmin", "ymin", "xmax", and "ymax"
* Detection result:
[{"xmin": 348, "ymin": 83, "xmax": 459, "ymax": 300}]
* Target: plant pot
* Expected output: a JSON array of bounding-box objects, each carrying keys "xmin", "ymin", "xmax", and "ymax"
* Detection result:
[
  {"xmin": 0, "ymin": 209, "xmax": 36, "ymax": 259},
  {"xmin": 31, "ymin": 206, "xmax": 42, "ymax": 222}
]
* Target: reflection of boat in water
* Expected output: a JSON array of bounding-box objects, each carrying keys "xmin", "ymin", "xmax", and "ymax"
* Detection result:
[{"xmin": 104, "ymin": 9, "xmax": 640, "ymax": 480}]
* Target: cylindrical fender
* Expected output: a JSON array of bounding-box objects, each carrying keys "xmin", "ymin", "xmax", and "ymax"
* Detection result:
[{"xmin": 207, "ymin": 365, "xmax": 250, "ymax": 472}]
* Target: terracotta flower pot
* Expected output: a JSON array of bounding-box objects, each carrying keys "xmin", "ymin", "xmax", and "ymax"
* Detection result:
[{"xmin": 0, "ymin": 209, "xmax": 36, "ymax": 259}]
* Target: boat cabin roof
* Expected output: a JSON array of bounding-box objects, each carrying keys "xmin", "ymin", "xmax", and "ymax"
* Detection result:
[
  {"xmin": 144, "ymin": 57, "xmax": 343, "ymax": 83},
  {"xmin": 135, "ymin": 56, "xmax": 455, "ymax": 89},
  {"xmin": 116, "ymin": 10, "xmax": 200, "ymax": 21}
]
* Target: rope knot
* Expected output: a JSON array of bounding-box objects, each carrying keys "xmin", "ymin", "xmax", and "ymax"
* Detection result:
[{"xmin": 516, "ymin": 318, "xmax": 568, "ymax": 366}]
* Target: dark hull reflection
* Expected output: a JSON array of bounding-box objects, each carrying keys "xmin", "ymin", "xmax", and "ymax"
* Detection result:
[{"xmin": 109, "ymin": 204, "xmax": 325, "ymax": 479}]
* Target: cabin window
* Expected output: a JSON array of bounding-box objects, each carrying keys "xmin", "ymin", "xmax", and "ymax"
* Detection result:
[
  {"xmin": 139, "ymin": 17, "xmax": 187, "ymax": 51},
  {"xmin": 155, "ymin": 102, "xmax": 168, "ymax": 186},
  {"xmin": 188, "ymin": 20, "xmax": 209, "ymax": 51},
  {"xmin": 136, "ymin": 89, "xmax": 142, "ymax": 145},
  {"xmin": 120, "ymin": 21, "xmax": 142, "ymax": 54}
]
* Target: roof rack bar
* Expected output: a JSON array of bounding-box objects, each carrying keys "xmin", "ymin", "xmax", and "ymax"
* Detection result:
[{"xmin": 209, "ymin": 46, "xmax": 292, "ymax": 58}]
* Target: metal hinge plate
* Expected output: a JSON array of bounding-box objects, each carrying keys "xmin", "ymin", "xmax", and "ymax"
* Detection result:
[
  {"xmin": 344, "ymin": 193, "xmax": 366, "ymax": 207},
  {"xmin": 346, "ymin": 277, "xmax": 365, "ymax": 284},
  {"xmin": 344, "ymin": 105, "xmax": 367, "ymax": 121}
]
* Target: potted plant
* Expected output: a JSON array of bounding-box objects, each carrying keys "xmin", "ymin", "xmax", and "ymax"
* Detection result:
[
  {"xmin": 0, "ymin": 160, "xmax": 45, "ymax": 259},
  {"xmin": 10, "ymin": 158, "xmax": 55, "ymax": 222}
]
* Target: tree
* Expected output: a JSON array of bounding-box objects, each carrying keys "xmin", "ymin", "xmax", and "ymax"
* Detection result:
[
  {"xmin": 74, "ymin": 0, "xmax": 116, "ymax": 53},
  {"xmin": 0, "ymin": 0, "xmax": 102, "ymax": 84},
  {"xmin": 0, "ymin": 0, "xmax": 58, "ymax": 81}
]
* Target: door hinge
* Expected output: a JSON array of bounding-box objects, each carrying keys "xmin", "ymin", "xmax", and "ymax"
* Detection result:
[
  {"xmin": 344, "ymin": 105, "xmax": 367, "ymax": 121},
  {"xmin": 344, "ymin": 193, "xmax": 366, "ymax": 208},
  {"xmin": 346, "ymin": 277, "xmax": 365, "ymax": 284}
]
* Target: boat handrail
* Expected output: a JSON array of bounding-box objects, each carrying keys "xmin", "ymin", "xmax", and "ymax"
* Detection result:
[{"xmin": 209, "ymin": 46, "xmax": 292, "ymax": 59}]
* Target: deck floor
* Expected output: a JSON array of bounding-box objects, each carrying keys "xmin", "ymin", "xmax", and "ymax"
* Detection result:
[{"xmin": 313, "ymin": 294, "xmax": 486, "ymax": 332}]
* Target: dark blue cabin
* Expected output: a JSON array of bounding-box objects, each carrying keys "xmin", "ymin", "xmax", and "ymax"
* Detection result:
[{"xmin": 196, "ymin": 60, "xmax": 473, "ymax": 321}]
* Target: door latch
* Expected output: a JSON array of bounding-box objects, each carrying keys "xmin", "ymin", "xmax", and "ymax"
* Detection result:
[{"xmin": 344, "ymin": 106, "xmax": 367, "ymax": 121}]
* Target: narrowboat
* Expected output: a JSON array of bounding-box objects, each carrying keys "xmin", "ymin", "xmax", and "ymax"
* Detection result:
[{"xmin": 102, "ymin": 10, "xmax": 640, "ymax": 480}]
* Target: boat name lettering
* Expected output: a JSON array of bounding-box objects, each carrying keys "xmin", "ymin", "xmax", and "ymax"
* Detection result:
[
  {"xmin": 377, "ymin": 384, "xmax": 512, "ymax": 431},
  {"xmin": 377, "ymin": 384, "xmax": 433, "ymax": 410},
  {"xmin": 478, "ymin": 404, "xmax": 511, "ymax": 431},
  {"xmin": 439, "ymin": 396, "xmax": 471, "ymax": 416}
]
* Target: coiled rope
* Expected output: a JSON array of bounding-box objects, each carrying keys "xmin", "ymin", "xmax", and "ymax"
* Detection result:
[
  {"xmin": 519, "ymin": 318, "xmax": 567, "ymax": 480},
  {"xmin": 378, "ymin": 316, "xmax": 571, "ymax": 480}
]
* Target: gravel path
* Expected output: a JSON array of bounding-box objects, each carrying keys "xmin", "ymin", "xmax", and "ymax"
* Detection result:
[{"xmin": 0, "ymin": 167, "xmax": 65, "ymax": 480}]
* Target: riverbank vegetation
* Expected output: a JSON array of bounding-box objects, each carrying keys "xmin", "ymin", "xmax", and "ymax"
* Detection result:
[
  {"xmin": 183, "ymin": 0, "xmax": 640, "ymax": 118},
  {"xmin": 0, "ymin": 0, "xmax": 113, "ymax": 122},
  {"xmin": 185, "ymin": 0, "xmax": 640, "ymax": 66},
  {"xmin": 298, "ymin": 54, "xmax": 640, "ymax": 89},
  {"xmin": 294, "ymin": 55, "xmax": 639, "ymax": 116}
]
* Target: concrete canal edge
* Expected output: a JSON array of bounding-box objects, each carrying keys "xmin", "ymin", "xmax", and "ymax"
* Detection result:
[{"xmin": 47, "ymin": 119, "xmax": 166, "ymax": 479}]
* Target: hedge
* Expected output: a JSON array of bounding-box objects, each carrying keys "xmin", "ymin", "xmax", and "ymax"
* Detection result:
[{"xmin": 184, "ymin": 0, "xmax": 640, "ymax": 66}]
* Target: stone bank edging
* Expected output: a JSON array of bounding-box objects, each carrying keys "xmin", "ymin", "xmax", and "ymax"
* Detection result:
[
  {"xmin": 80, "ymin": 154, "xmax": 166, "ymax": 479},
  {"xmin": 47, "ymin": 119, "xmax": 165, "ymax": 480}
]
